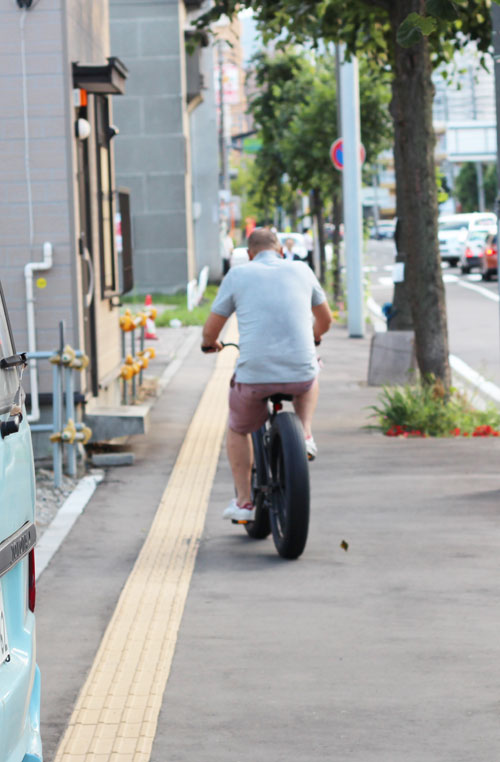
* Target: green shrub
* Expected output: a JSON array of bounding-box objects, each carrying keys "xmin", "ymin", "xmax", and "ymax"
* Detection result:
[{"xmin": 369, "ymin": 378, "xmax": 500, "ymax": 437}]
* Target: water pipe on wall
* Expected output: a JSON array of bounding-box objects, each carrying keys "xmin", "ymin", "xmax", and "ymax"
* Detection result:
[{"xmin": 24, "ymin": 242, "xmax": 53, "ymax": 422}]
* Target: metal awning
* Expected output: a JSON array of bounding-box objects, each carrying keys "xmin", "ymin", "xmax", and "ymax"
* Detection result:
[{"xmin": 72, "ymin": 57, "xmax": 128, "ymax": 95}]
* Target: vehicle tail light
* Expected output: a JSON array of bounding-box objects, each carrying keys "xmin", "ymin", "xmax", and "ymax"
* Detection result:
[
  {"xmin": 486, "ymin": 247, "xmax": 497, "ymax": 257},
  {"xmin": 465, "ymin": 247, "xmax": 473, "ymax": 258},
  {"xmin": 28, "ymin": 549, "xmax": 36, "ymax": 613}
]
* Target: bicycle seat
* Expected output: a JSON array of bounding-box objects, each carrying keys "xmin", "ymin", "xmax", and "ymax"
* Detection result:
[{"xmin": 267, "ymin": 393, "xmax": 294, "ymax": 403}]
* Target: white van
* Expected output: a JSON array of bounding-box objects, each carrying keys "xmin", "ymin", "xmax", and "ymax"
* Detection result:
[
  {"xmin": 0, "ymin": 280, "xmax": 42, "ymax": 762},
  {"xmin": 438, "ymin": 213, "xmax": 497, "ymax": 267}
]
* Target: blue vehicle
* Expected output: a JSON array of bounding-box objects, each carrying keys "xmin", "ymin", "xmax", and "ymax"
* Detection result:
[{"xmin": 0, "ymin": 282, "xmax": 41, "ymax": 762}]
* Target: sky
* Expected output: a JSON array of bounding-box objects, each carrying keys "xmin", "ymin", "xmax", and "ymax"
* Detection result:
[{"xmin": 239, "ymin": 9, "xmax": 261, "ymax": 64}]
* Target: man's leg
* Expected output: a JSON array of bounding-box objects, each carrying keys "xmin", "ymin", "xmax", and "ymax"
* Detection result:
[
  {"xmin": 292, "ymin": 377, "xmax": 319, "ymax": 438},
  {"xmin": 226, "ymin": 426, "xmax": 252, "ymax": 506}
]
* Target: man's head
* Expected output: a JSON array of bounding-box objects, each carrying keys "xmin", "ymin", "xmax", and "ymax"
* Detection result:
[
  {"xmin": 285, "ymin": 237, "xmax": 295, "ymax": 251},
  {"xmin": 247, "ymin": 228, "xmax": 281, "ymax": 260}
]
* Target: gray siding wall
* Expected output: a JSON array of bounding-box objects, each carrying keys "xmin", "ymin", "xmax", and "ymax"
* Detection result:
[
  {"xmin": 110, "ymin": 0, "xmax": 196, "ymax": 294},
  {"xmin": 0, "ymin": 0, "xmax": 72, "ymax": 394},
  {"xmin": 0, "ymin": 0, "xmax": 121, "ymax": 398}
]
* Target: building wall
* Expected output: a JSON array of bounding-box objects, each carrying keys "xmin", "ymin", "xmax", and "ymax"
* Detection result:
[
  {"xmin": 0, "ymin": 0, "xmax": 73, "ymax": 394},
  {"xmin": 0, "ymin": 0, "xmax": 124, "ymax": 404},
  {"xmin": 110, "ymin": 0, "xmax": 196, "ymax": 294},
  {"xmin": 64, "ymin": 0, "xmax": 122, "ymax": 391},
  {"xmin": 190, "ymin": 44, "xmax": 222, "ymax": 278}
]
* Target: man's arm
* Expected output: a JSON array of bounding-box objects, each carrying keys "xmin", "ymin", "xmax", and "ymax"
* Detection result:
[
  {"xmin": 201, "ymin": 312, "xmax": 228, "ymax": 352},
  {"xmin": 312, "ymin": 301, "xmax": 333, "ymax": 344}
]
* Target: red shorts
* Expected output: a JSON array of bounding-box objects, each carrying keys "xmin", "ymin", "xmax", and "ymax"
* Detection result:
[{"xmin": 228, "ymin": 376, "xmax": 316, "ymax": 434}]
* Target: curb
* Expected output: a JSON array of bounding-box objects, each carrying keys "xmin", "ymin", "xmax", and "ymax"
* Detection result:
[
  {"xmin": 365, "ymin": 297, "xmax": 500, "ymax": 408},
  {"xmin": 36, "ymin": 327, "xmax": 202, "ymax": 579},
  {"xmin": 36, "ymin": 471, "xmax": 104, "ymax": 580}
]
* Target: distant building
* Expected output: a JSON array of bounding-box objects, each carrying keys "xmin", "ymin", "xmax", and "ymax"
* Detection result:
[{"xmin": 109, "ymin": 0, "xmax": 222, "ymax": 293}]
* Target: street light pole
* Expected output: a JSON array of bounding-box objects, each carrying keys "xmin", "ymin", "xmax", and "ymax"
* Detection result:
[
  {"xmin": 340, "ymin": 47, "xmax": 364, "ymax": 338},
  {"xmin": 493, "ymin": 5, "xmax": 500, "ymax": 313},
  {"xmin": 217, "ymin": 42, "xmax": 230, "ymax": 192}
]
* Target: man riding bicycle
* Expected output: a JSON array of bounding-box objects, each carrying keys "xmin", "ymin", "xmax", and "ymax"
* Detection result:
[{"xmin": 202, "ymin": 228, "xmax": 332, "ymax": 522}]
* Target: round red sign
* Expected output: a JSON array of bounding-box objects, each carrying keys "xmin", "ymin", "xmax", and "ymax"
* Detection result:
[{"xmin": 330, "ymin": 138, "xmax": 366, "ymax": 171}]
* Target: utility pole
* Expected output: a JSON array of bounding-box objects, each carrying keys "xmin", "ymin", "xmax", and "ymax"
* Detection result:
[
  {"xmin": 469, "ymin": 64, "xmax": 485, "ymax": 212},
  {"xmin": 340, "ymin": 48, "xmax": 364, "ymax": 338},
  {"xmin": 493, "ymin": 4, "xmax": 500, "ymax": 315},
  {"xmin": 333, "ymin": 44, "xmax": 343, "ymax": 303},
  {"xmin": 217, "ymin": 42, "xmax": 230, "ymax": 193}
]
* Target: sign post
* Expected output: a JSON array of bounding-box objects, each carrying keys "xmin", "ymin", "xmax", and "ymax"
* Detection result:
[
  {"xmin": 330, "ymin": 138, "xmax": 366, "ymax": 171},
  {"xmin": 339, "ymin": 50, "xmax": 365, "ymax": 338}
]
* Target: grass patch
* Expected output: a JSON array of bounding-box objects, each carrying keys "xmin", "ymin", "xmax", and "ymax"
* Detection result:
[
  {"xmin": 369, "ymin": 377, "xmax": 500, "ymax": 437},
  {"xmin": 121, "ymin": 286, "xmax": 218, "ymax": 327},
  {"xmin": 156, "ymin": 285, "xmax": 218, "ymax": 327}
]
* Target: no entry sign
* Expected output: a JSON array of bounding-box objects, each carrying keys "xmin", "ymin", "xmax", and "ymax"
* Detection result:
[{"xmin": 330, "ymin": 138, "xmax": 366, "ymax": 171}]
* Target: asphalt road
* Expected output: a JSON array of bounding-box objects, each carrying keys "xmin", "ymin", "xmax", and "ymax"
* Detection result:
[{"xmin": 366, "ymin": 240, "xmax": 500, "ymax": 386}]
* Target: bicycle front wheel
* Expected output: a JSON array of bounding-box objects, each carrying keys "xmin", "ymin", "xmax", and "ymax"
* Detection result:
[
  {"xmin": 270, "ymin": 412, "xmax": 310, "ymax": 559},
  {"xmin": 246, "ymin": 427, "xmax": 271, "ymax": 540}
]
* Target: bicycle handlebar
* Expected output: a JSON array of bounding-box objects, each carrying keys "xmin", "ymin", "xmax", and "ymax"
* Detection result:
[{"xmin": 201, "ymin": 341, "xmax": 240, "ymax": 353}]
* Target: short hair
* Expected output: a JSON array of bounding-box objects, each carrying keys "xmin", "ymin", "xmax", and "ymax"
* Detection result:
[{"xmin": 247, "ymin": 228, "xmax": 280, "ymax": 254}]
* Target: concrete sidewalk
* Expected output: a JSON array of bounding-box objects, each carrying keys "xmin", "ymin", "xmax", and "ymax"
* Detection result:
[
  {"xmin": 152, "ymin": 325, "xmax": 500, "ymax": 761},
  {"xmin": 38, "ymin": 324, "xmax": 500, "ymax": 761}
]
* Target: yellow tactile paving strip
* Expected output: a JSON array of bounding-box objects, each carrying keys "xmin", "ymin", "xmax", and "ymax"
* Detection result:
[{"xmin": 54, "ymin": 327, "xmax": 237, "ymax": 762}]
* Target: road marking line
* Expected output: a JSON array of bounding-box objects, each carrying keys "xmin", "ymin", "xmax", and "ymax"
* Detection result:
[
  {"xmin": 54, "ymin": 322, "xmax": 237, "ymax": 762},
  {"xmin": 450, "ymin": 354, "xmax": 500, "ymax": 404},
  {"xmin": 366, "ymin": 298, "xmax": 500, "ymax": 405},
  {"xmin": 457, "ymin": 280, "xmax": 499, "ymax": 302}
]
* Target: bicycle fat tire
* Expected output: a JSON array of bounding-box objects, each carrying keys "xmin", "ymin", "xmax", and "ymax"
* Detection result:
[
  {"xmin": 270, "ymin": 412, "xmax": 310, "ymax": 559},
  {"xmin": 246, "ymin": 428, "xmax": 272, "ymax": 540}
]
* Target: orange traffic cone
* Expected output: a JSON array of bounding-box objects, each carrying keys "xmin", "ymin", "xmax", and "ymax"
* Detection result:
[{"xmin": 144, "ymin": 294, "xmax": 158, "ymax": 340}]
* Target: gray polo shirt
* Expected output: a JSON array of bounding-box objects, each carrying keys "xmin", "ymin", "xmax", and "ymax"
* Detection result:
[{"xmin": 211, "ymin": 250, "xmax": 327, "ymax": 383}]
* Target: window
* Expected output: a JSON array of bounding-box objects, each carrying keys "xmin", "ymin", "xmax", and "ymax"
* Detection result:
[{"xmin": 95, "ymin": 96, "xmax": 118, "ymax": 298}]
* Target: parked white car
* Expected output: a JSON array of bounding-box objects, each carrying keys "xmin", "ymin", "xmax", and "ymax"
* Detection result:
[
  {"xmin": 229, "ymin": 246, "xmax": 249, "ymax": 268},
  {"xmin": 438, "ymin": 213, "xmax": 497, "ymax": 267}
]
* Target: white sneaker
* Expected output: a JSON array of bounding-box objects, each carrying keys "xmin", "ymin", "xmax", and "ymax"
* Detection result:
[
  {"xmin": 223, "ymin": 498, "xmax": 255, "ymax": 522},
  {"xmin": 305, "ymin": 436, "xmax": 317, "ymax": 461}
]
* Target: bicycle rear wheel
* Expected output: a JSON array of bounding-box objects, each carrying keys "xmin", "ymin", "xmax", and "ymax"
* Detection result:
[
  {"xmin": 245, "ymin": 427, "xmax": 271, "ymax": 540},
  {"xmin": 269, "ymin": 412, "xmax": 310, "ymax": 559}
]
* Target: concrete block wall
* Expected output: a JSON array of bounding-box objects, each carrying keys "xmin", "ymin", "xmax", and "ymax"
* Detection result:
[
  {"xmin": 110, "ymin": 0, "xmax": 197, "ymax": 294},
  {"xmin": 190, "ymin": 43, "xmax": 222, "ymax": 279}
]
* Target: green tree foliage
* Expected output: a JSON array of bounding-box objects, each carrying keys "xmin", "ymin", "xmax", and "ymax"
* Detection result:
[
  {"xmin": 454, "ymin": 163, "xmax": 498, "ymax": 212},
  {"xmin": 195, "ymin": 0, "xmax": 498, "ymax": 387},
  {"xmin": 245, "ymin": 49, "xmax": 391, "ymax": 222}
]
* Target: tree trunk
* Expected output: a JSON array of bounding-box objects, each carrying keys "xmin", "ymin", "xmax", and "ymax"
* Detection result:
[
  {"xmin": 389, "ymin": 0, "xmax": 450, "ymax": 386},
  {"xmin": 389, "ymin": 219, "xmax": 413, "ymax": 330},
  {"xmin": 332, "ymin": 190, "xmax": 343, "ymax": 302},
  {"xmin": 312, "ymin": 187, "xmax": 326, "ymax": 284}
]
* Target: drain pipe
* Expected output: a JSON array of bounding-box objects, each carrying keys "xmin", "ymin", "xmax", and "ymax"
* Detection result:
[{"xmin": 25, "ymin": 242, "xmax": 53, "ymax": 422}]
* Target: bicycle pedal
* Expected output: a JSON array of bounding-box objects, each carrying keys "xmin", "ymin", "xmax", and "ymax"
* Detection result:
[{"xmin": 232, "ymin": 519, "xmax": 249, "ymax": 525}]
